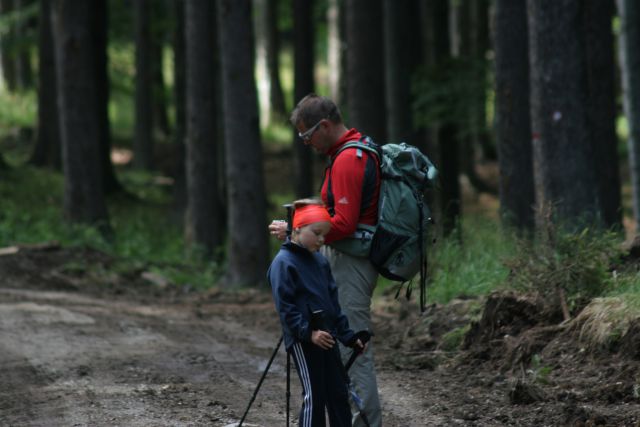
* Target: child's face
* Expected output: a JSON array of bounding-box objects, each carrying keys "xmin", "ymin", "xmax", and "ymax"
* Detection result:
[{"xmin": 293, "ymin": 221, "xmax": 331, "ymax": 252}]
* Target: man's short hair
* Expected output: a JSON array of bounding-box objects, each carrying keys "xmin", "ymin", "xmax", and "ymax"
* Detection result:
[{"xmin": 290, "ymin": 93, "xmax": 343, "ymax": 128}]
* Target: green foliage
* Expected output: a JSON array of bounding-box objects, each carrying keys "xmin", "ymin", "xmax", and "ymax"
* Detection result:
[
  {"xmin": 412, "ymin": 57, "xmax": 489, "ymax": 138},
  {"xmin": 0, "ymin": 166, "xmax": 222, "ymax": 290},
  {"xmin": 108, "ymin": 42, "xmax": 136, "ymax": 141},
  {"xmin": 440, "ymin": 324, "xmax": 470, "ymax": 351},
  {"xmin": 427, "ymin": 218, "xmax": 513, "ymax": 304},
  {"xmin": 503, "ymin": 223, "xmax": 624, "ymax": 306},
  {"xmin": 0, "ymin": 91, "xmax": 36, "ymax": 138},
  {"xmin": 375, "ymin": 217, "xmax": 513, "ymax": 304},
  {"xmin": 527, "ymin": 354, "xmax": 553, "ymax": 385},
  {"xmin": 0, "ymin": 2, "xmax": 38, "ymax": 40},
  {"xmin": 262, "ymin": 121, "xmax": 293, "ymax": 148}
]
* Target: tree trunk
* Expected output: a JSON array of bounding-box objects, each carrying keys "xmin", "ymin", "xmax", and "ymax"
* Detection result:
[
  {"xmin": 94, "ymin": 0, "xmax": 121, "ymax": 195},
  {"xmin": 383, "ymin": 0, "xmax": 413, "ymax": 142},
  {"xmin": 0, "ymin": 0, "xmax": 17, "ymax": 91},
  {"xmin": 327, "ymin": 0, "xmax": 344, "ymax": 106},
  {"xmin": 583, "ymin": 0, "xmax": 621, "ymax": 230},
  {"xmin": 172, "ymin": 0, "xmax": 187, "ymax": 215},
  {"xmin": 134, "ymin": 0, "xmax": 154, "ymax": 170},
  {"xmin": 292, "ymin": 0, "xmax": 314, "ymax": 199},
  {"xmin": 455, "ymin": 0, "xmax": 496, "ymax": 197},
  {"xmin": 434, "ymin": 0, "xmax": 460, "ymax": 237},
  {"xmin": 494, "ymin": 0, "xmax": 535, "ymax": 231},
  {"xmin": 31, "ymin": 0, "xmax": 61, "ymax": 169},
  {"xmin": 52, "ymin": 0, "xmax": 109, "ymax": 228},
  {"xmin": 345, "ymin": 0, "xmax": 386, "ymax": 143},
  {"xmin": 151, "ymin": 4, "xmax": 170, "ymax": 139},
  {"xmin": 255, "ymin": 0, "xmax": 286, "ymax": 125},
  {"xmin": 618, "ymin": 0, "xmax": 640, "ymax": 234},
  {"xmin": 528, "ymin": 0, "xmax": 599, "ymax": 228},
  {"xmin": 151, "ymin": 39, "xmax": 170, "ymax": 139},
  {"xmin": 468, "ymin": 0, "xmax": 494, "ymax": 161},
  {"xmin": 254, "ymin": 0, "xmax": 270, "ymax": 128},
  {"xmin": 218, "ymin": 0, "xmax": 269, "ymax": 286},
  {"xmin": 184, "ymin": 0, "xmax": 224, "ymax": 257},
  {"xmin": 266, "ymin": 0, "xmax": 286, "ymax": 117},
  {"xmin": 14, "ymin": 0, "xmax": 34, "ymax": 90}
]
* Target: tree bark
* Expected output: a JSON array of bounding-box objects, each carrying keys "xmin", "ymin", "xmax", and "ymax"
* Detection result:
[
  {"xmin": 184, "ymin": 0, "xmax": 224, "ymax": 257},
  {"xmin": 583, "ymin": 0, "xmax": 621, "ymax": 230},
  {"xmin": 52, "ymin": 0, "xmax": 109, "ymax": 228},
  {"xmin": 172, "ymin": 0, "xmax": 187, "ymax": 215},
  {"xmin": 0, "ymin": 0, "xmax": 17, "ymax": 91},
  {"xmin": 292, "ymin": 0, "xmax": 314, "ymax": 199},
  {"xmin": 151, "ymin": 4, "xmax": 170, "ymax": 139},
  {"xmin": 254, "ymin": 0, "xmax": 270, "ymax": 127},
  {"xmin": 31, "ymin": 0, "xmax": 61, "ymax": 169},
  {"xmin": 14, "ymin": 0, "xmax": 34, "ymax": 90},
  {"xmin": 345, "ymin": 0, "xmax": 386, "ymax": 143},
  {"xmin": 494, "ymin": 0, "xmax": 535, "ymax": 231},
  {"xmin": 528, "ymin": 0, "xmax": 599, "ymax": 228},
  {"xmin": 434, "ymin": 0, "xmax": 460, "ymax": 237},
  {"xmin": 94, "ymin": 0, "xmax": 121, "ymax": 195},
  {"xmin": 255, "ymin": 0, "xmax": 286, "ymax": 125},
  {"xmin": 618, "ymin": 0, "xmax": 640, "ymax": 234},
  {"xmin": 383, "ymin": 0, "xmax": 413, "ymax": 142},
  {"xmin": 327, "ymin": 0, "xmax": 344, "ymax": 106},
  {"xmin": 218, "ymin": 0, "xmax": 269, "ymax": 286},
  {"xmin": 266, "ymin": 0, "xmax": 286, "ymax": 117},
  {"xmin": 134, "ymin": 0, "xmax": 154, "ymax": 170}
]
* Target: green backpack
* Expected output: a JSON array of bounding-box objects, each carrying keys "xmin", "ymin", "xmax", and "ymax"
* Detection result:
[{"xmin": 327, "ymin": 137, "xmax": 438, "ymax": 311}]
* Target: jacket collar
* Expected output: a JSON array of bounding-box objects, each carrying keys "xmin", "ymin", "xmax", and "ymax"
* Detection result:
[{"xmin": 326, "ymin": 128, "xmax": 362, "ymax": 157}]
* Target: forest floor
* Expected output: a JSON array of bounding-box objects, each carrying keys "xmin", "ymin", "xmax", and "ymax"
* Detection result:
[{"xmin": 1, "ymin": 245, "xmax": 640, "ymax": 427}]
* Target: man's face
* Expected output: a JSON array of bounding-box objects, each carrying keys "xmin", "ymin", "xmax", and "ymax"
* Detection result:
[{"xmin": 297, "ymin": 119, "xmax": 331, "ymax": 153}]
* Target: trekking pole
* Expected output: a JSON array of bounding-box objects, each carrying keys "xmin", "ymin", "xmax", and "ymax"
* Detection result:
[
  {"xmin": 343, "ymin": 330, "xmax": 373, "ymax": 427},
  {"xmin": 284, "ymin": 203, "xmax": 293, "ymax": 426},
  {"xmin": 344, "ymin": 330, "xmax": 372, "ymax": 372},
  {"xmin": 311, "ymin": 311, "xmax": 372, "ymax": 427},
  {"xmin": 238, "ymin": 335, "xmax": 283, "ymax": 427},
  {"xmin": 286, "ymin": 351, "xmax": 291, "ymax": 426}
]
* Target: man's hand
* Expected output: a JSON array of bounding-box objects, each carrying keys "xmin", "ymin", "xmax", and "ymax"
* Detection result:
[
  {"xmin": 311, "ymin": 330, "xmax": 335, "ymax": 350},
  {"xmin": 268, "ymin": 220, "xmax": 288, "ymax": 241}
]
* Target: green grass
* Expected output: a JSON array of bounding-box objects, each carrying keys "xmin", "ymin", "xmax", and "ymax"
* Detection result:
[
  {"xmin": 426, "ymin": 218, "xmax": 514, "ymax": 304},
  {"xmin": 0, "ymin": 90, "xmax": 36, "ymax": 133},
  {"xmin": 0, "ymin": 165, "xmax": 221, "ymax": 290},
  {"xmin": 374, "ymin": 217, "xmax": 514, "ymax": 305}
]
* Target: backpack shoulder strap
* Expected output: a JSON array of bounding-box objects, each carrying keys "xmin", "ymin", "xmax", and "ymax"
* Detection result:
[
  {"xmin": 331, "ymin": 137, "xmax": 381, "ymax": 162},
  {"xmin": 326, "ymin": 136, "xmax": 381, "ymax": 216}
]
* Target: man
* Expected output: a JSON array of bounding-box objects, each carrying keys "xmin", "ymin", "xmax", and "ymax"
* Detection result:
[{"xmin": 269, "ymin": 94, "xmax": 382, "ymax": 427}]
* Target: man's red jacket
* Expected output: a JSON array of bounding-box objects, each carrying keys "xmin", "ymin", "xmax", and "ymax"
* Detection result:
[{"xmin": 320, "ymin": 129, "xmax": 381, "ymax": 244}]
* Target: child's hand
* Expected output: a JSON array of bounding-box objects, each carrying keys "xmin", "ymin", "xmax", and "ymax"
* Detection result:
[
  {"xmin": 352, "ymin": 338, "xmax": 366, "ymax": 354},
  {"xmin": 311, "ymin": 330, "xmax": 335, "ymax": 349}
]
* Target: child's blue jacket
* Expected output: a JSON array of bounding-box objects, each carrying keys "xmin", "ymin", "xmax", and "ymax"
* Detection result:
[{"xmin": 267, "ymin": 240, "xmax": 355, "ymax": 350}]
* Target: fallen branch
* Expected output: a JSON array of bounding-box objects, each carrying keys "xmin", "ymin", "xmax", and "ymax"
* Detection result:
[{"xmin": 0, "ymin": 241, "xmax": 61, "ymax": 256}]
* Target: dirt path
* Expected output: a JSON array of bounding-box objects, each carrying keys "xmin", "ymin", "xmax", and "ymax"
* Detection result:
[
  {"xmin": 0, "ymin": 286, "xmax": 427, "ymax": 426},
  {"xmin": 1, "ymin": 248, "xmax": 640, "ymax": 426}
]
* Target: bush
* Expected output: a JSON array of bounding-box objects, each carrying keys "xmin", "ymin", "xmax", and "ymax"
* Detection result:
[{"xmin": 503, "ymin": 222, "xmax": 624, "ymax": 312}]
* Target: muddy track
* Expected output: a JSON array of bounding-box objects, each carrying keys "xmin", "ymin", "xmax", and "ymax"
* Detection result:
[{"xmin": 1, "ymin": 249, "xmax": 640, "ymax": 426}]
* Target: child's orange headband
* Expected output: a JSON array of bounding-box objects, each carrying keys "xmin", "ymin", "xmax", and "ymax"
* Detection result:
[{"xmin": 292, "ymin": 205, "xmax": 331, "ymax": 229}]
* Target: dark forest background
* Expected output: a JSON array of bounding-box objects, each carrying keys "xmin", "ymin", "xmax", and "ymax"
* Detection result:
[{"xmin": 1, "ymin": 0, "xmax": 639, "ymax": 305}]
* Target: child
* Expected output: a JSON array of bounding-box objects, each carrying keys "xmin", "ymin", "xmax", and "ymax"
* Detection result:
[{"xmin": 268, "ymin": 199, "xmax": 364, "ymax": 427}]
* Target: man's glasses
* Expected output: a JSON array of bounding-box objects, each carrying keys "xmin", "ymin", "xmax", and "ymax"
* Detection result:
[{"xmin": 298, "ymin": 118, "xmax": 324, "ymax": 142}]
